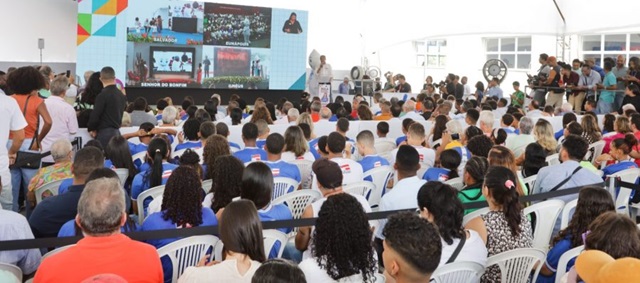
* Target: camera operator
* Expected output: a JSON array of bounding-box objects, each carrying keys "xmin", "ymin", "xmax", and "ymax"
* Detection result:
[
  {"xmin": 394, "ymin": 74, "xmax": 411, "ymax": 93},
  {"xmin": 542, "ymin": 56, "xmax": 564, "ymax": 108},
  {"xmin": 529, "ymin": 53, "xmax": 551, "ymax": 106},
  {"xmin": 441, "ymin": 73, "xmax": 455, "ymax": 96}
]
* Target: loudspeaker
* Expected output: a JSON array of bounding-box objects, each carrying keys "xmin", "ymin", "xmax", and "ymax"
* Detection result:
[{"xmin": 38, "ymin": 38, "xmax": 44, "ymax": 50}]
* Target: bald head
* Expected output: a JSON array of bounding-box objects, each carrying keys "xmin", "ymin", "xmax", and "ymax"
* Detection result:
[
  {"xmin": 403, "ymin": 100, "xmax": 417, "ymax": 112},
  {"xmin": 320, "ymin": 107, "xmax": 332, "ymax": 119}
]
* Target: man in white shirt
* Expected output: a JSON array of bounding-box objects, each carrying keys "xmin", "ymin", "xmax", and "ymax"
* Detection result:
[
  {"xmin": 0, "ymin": 89, "xmax": 28, "ymax": 210},
  {"xmin": 390, "ymin": 123, "xmax": 435, "ymax": 168},
  {"xmin": 316, "ymin": 55, "xmax": 333, "ymax": 83},
  {"xmin": 314, "ymin": 107, "xmax": 333, "ymax": 137},
  {"xmin": 461, "ymin": 76, "xmax": 472, "ymax": 100},
  {"xmin": 400, "ymin": 100, "xmax": 425, "ymax": 121},
  {"xmin": 296, "ymin": 158, "xmax": 372, "ymax": 259},
  {"xmin": 0, "ymin": 208, "xmax": 42, "ymax": 274},
  {"xmin": 313, "ymin": 133, "xmax": 363, "ymax": 191},
  {"xmin": 274, "ymin": 102, "xmax": 293, "ymax": 125},
  {"xmin": 505, "ymin": 116, "xmax": 536, "ymax": 157},
  {"xmin": 526, "ymin": 100, "xmax": 543, "ymax": 118},
  {"xmin": 375, "ymin": 145, "xmax": 427, "ymax": 240}
]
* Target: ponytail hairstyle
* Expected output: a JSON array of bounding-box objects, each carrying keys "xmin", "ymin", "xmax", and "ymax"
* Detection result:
[
  {"xmin": 491, "ymin": 128, "xmax": 508, "ymax": 145},
  {"xmin": 464, "ymin": 156, "xmax": 489, "ymax": 185},
  {"xmin": 484, "ymin": 166, "xmax": 523, "ymax": 236},
  {"xmin": 440, "ymin": 149, "xmax": 461, "ymax": 179},
  {"xmin": 612, "ymin": 134, "xmax": 638, "ymax": 155},
  {"xmin": 144, "ymin": 138, "xmax": 169, "ymax": 188}
]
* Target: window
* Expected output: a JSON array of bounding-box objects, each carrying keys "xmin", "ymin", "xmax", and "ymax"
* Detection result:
[
  {"xmin": 581, "ymin": 34, "xmax": 640, "ymax": 66},
  {"xmin": 415, "ymin": 40, "xmax": 446, "ymax": 68},
  {"xmin": 485, "ymin": 37, "xmax": 532, "ymax": 70}
]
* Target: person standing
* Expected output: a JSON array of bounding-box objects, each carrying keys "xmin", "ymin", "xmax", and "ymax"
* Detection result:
[
  {"xmin": 41, "ymin": 76, "xmax": 78, "ymax": 165},
  {"xmin": 0, "ymin": 87, "xmax": 27, "ymax": 211},
  {"xmin": 531, "ymin": 53, "xmax": 551, "ymax": 106},
  {"xmin": 462, "ymin": 76, "xmax": 472, "ymax": 100},
  {"xmin": 597, "ymin": 61, "xmax": 617, "ymax": 114},
  {"xmin": 612, "ymin": 55, "xmax": 629, "ymax": 110},
  {"xmin": 88, "ymin": 67, "xmax": 127, "ymax": 148},
  {"xmin": 6, "ymin": 67, "xmax": 53, "ymax": 214},
  {"xmin": 156, "ymin": 16, "xmax": 163, "ymax": 34},
  {"xmin": 316, "ymin": 55, "xmax": 332, "ymax": 83},
  {"xmin": 542, "ymin": 56, "xmax": 564, "ymax": 108},
  {"xmin": 203, "ymin": 56, "xmax": 211, "ymax": 78}
]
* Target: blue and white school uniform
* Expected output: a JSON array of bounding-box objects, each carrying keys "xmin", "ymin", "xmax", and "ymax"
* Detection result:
[
  {"xmin": 423, "ymin": 168, "xmax": 452, "ymax": 182},
  {"xmin": 131, "ymin": 163, "xmax": 179, "ymax": 210},
  {"xmin": 175, "ymin": 141, "xmax": 202, "ymax": 152},
  {"xmin": 258, "ymin": 203, "xmax": 293, "ymax": 259},
  {"xmin": 359, "ymin": 155, "xmax": 390, "ymax": 182},
  {"xmin": 233, "ymin": 147, "xmax": 267, "ymax": 163}
]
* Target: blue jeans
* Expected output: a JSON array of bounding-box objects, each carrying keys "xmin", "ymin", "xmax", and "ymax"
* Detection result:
[
  {"xmin": 596, "ymin": 99, "xmax": 614, "ymax": 114},
  {"xmin": 615, "ymin": 92, "xmax": 626, "ymax": 112},
  {"xmin": 8, "ymin": 138, "xmax": 39, "ymax": 216}
]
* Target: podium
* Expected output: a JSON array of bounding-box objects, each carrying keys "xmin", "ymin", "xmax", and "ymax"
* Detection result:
[{"xmin": 318, "ymin": 82, "xmax": 332, "ymax": 106}]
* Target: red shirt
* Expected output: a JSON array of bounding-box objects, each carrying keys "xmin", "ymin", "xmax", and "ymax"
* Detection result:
[
  {"xmin": 311, "ymin": 112, "xmax": 320, "ymax": 122},
  {"xmin": 34, "ymin": 234, "xmax": 163, "ymax": 283}
]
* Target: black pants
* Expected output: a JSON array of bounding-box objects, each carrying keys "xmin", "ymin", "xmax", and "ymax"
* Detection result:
[{"xmin": 96, "ymin": 128, "xmax": 121, "ymax": 149}]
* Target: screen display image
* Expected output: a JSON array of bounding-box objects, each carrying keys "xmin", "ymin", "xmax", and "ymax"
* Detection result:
[
  {"xmin": 116, "ymin": 1, "xmax": 307, "ymax": 90},
  {"xmin": 204, "ymin": 3, "xmax": 272, "ymax": 48},
  {"xmin": 127, "ymin": 0, "xmax": 204, "ymax": 45}
]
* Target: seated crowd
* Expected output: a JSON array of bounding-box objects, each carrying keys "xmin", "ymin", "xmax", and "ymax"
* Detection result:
[{"xmin": 1, "ymin": 64, "xmax": 640, "ymax": 282}]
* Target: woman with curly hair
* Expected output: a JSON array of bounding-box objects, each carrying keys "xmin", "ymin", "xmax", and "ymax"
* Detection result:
[
  {"xmin": 536, "ymin": 187, "xmax": 614, "ymax": 283},
  {"xmin": 281, "ymin": 125, "xmax": 315, "ymax": 162},
  {"xmin": 250, "ymin": 105, "xmax": 274, "ymax": 124},
  {"xmin": 298, "ymin": 193, "xmax": 377, "ymax": 282},
  {"xmin": 417, "ymin": 182, "xmax": 487, "ymax": 267},
  {"xmin": 203, "ymin": 134, "xmax": 230, "ymax": 180},
  {"xmin": 141, "ymin": 166, "xmax": 218, "ymax": 283},
  {"xmin": 584, "ymin": 211, "xmax": 640, "ymax": 259},
  {"xmin": 178, "ymin": 149, "xmax": 204, "ymax": 179},
  {"xmin": 203, "ymin": 155, "xmax": 244, "ymax": 216}
]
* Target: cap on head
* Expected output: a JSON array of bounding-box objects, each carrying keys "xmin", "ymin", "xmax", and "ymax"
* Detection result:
[{"xmin": 312, "ymin": 158, "xmax": 343, "ymax": 189}]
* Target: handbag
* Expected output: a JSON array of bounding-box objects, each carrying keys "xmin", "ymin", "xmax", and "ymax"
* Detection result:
[{"xmin": 10, "ymin": 95, "xmax": 42, "ymax": 170}]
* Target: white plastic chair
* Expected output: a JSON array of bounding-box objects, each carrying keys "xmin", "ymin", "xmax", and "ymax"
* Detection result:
[
  {"xmin": 559, "ymin": 199, "xmax": 578, "ymax": 230},
  {"xmin": 273, "ymin": 190, "xmax": 322, "ymax": 220},
  {"xmin": 522, "ymin": 174, "xmax": 537, "ymax": 193},
  {"xmin": 608, "ymin": 168, "xmax": 640, "ymax": 216},
  {"xmin": 201, "ymin": 179, "xmax": 212, "ymax": 195},
  {"xmin": 555, "ymin": 245, "xmax": 584, "ymax": 283},
  {"xmin": 113, "ymin": 168, "xmax": 129, "ymax": 186},
  {"xmin": 132, "ymin": 151, "xmax": 147, "ymax": 165},
  {"xmin": 272, "ymin": 177, "xmax": 300, "ymax": 200},
  {"xmin": 485, "ymin": 248, "xmax": 546, "ymax": 283},
  {"xmin": 0, "ymin": 263, "xmax": 22, "ymax": 283},
  {"xmin": 34, "ymin": 179, "xmax": 65, "ymax": 203},
  {"xmin": 42, "ymin": 244, "xmax": 75, "ymax": 261},
  {"xmin": 417, "ymin": 163, "xmax": 429, "ymax": 180},
  {"xmin": 374, "ymin": 140, "xmax": 396, "ymax": 162},
  {"xmin": 584, "ymin": 141, "xmax": 606, "ymax": 164},
  {"xmin": 291, "ymin": 159, "xmax": 313, "ymax": 190},
  {"xmin": 263, "ymin": 229, "xmax": 288, "ymax": 258},
  {"xmin": 343, "ymin": 181, "xmax": 375, "ymax": 198},
  {"xmin": 156, "ymin": 235, "xmax": 221, "ymax": 283},
  {"xmin": 431, "ymin": 261, "xmax": 485, "ymax": 283},
  {"xmin": 445, "ymin": 177, "xmax": 465, "ymax": 191},
  {"xmin": 373, "ymin": 272, "xmax": 386, "ymax": 283},
  {"xmin": 431, "ymin": 138, "xmax": 442, "ymax": 149},
  {"xmin": 462, "ymin": 207, "xmax": 490, "ymax": 226},
  {"xmin": 364, "ymin": 166, "xmax": 393, "ymax": 209},
  {"xmin": 524, "ymin": 199, "xmax": 565, "ymax": 251},
  {"xmin": 546, "ymin": 153, "xmax": 560, "ymax": 166},
  {"xmin": 136, "ymin": 185, "xmax": 166, "ymax": 224}
]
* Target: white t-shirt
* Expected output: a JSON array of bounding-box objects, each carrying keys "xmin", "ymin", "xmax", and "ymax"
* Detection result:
[
  {"xmin": 438, "ymin": 229, "xmax": 488, "ymax": 268},
  {"xmin": 0, "ymin": 93, "xmax": 28, "ymax": 180},
  {"xmin": 299, "ymin": 258, "xmax": 366, "ymax": 283},
  {"xmin": 178, "ymin": 259, "xmax": 260, "ymax": 283},
  {"xmin": 375, "ymin": 176, "xmax": 426, "ymax": 239},
  {"xmin": 389, "ymin": 146, "xmax": 435, "ymax": 168},
  {"xmin": 281, "ymin": 151, "xmax": 315, "ymax": 162}
]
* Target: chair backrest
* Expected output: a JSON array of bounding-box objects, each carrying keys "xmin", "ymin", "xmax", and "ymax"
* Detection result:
[
  {"xmin": 272, "ymin": 177, "xmax": 300, "ymax": 200},
  {"xmin": 555, "ymin": 245, "xmax": 584, "ymax": 283},
  {"xmin": 42, "ymin": 244, "xmax": 75, "ymax": 261},
  {"xmin": 136, "ymin": 185, "xmax": 166, "ymax": 224},
  {"xmin": 113, "ymin": 168, "xmax": 129, "ymax": 186},
  {"xmin": 546, "ymin": 153, "xmax": 560, "ymax": 166},
  {"xmin": 431, "ymin": 261, "xmax": 485, "ymax": 283},
  {"xmin": 35, "ymin": 179, "xmax": 66, "ymax": 203},
  {"xmin": 132, "ymin": 151, "xmax": 147, "ymax": 165},
  {"xmin": 364, "ymin": 165, "xmax": 393, "ymax": 209},
  {"xmin": 560, "ymin": 198, "xmax": 578, "ymax": 230},
  {"xmin": 291, "ymin": 159, "xmax": 314, "ymax": 190},
  {"xmin": 522, "ymin": 174, "xmax": 537, "ymax": 194},
  {"xmin": 431, "ymin": 138, "xmax": 442, "ymax": 149},
  {"xmin": 609, "ymin": 168, "xmax": 640, "ymax": 216},
  {"xmin": 373, "ymin": 272, "xmax": 386, "ymax": 283},
  {"xmin": 374, "ymin": 140, "xmax": 396, "ymax": 162},
  {"xmin": 201, "ymin": 179, "xmax": 212, "ymax": 195},
  {"xmin": 512, "ymin": 144, "xmax": 529, "ymax": 158},
  {"xmin": 263, "ymin": 229, "xmax": 288, "ymax": 259},
  {"xmin": 343, "ymin": 181, "xmax": 375, "ymax": 198},
  {"xmin": 462, "ymin": 207, "xmax": 491, "ymax": 226},
  {"xmin": 417, "ymin": 163, "xmax": 429, "ymax": 180},
  {"xmin": 584, "ymin": 141, "xmax": 606, "ymax": 164},
  {"xmin": 156, "ymin": 235, "xmax": 221, "ymax": 283},
  {"xmin": 0, "ymin": 262, "xmax": 22, "ymax": 283},
  {"xmin": 486, "ymin": 248, "xmax": 546, "ymax": 283},
  {"xmin": 524, "ymin": 199, "xmax": 565, "ymax": 251},
  {"xmin": 273, "ymin": 190, "xmax": 322, "ymax": 219},
  {"xmin": 445, "ymin": 177, "xmax": 465, "ymax": 191}
]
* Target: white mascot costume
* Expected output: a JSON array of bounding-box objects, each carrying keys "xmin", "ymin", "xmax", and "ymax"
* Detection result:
[{"xmin": 307, "ymin": 49, "xmax": 321, "ymax": 97}]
